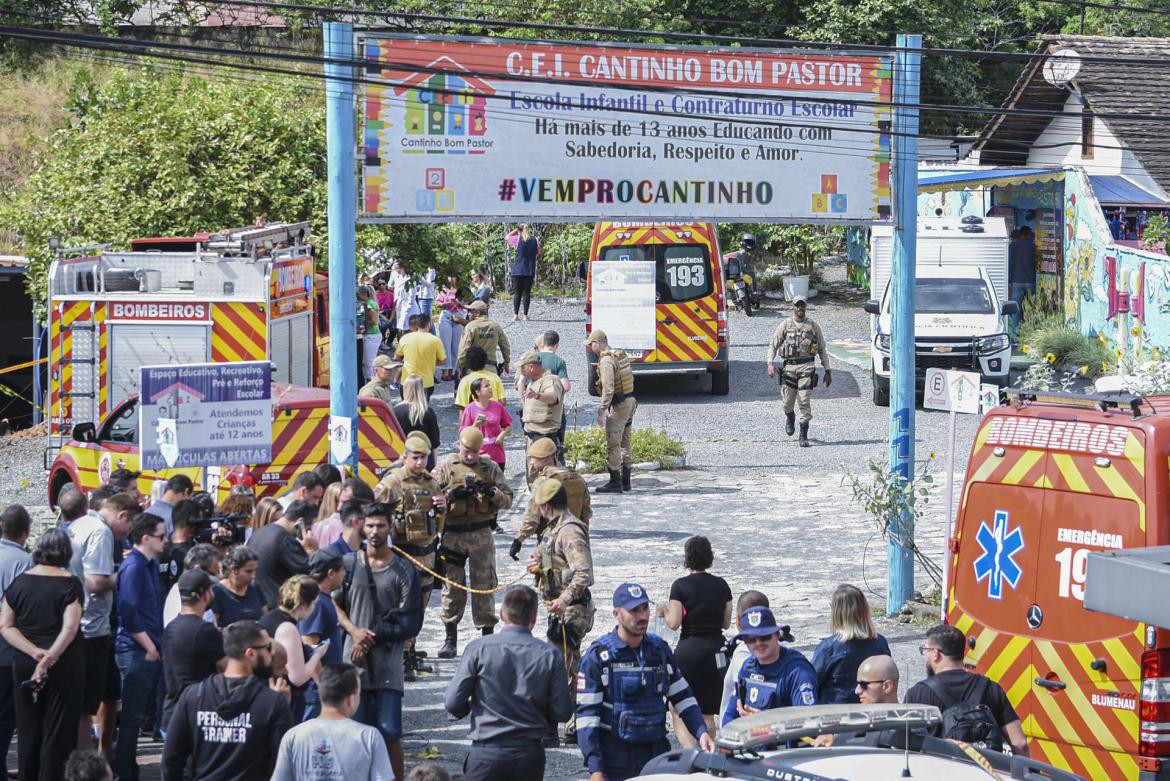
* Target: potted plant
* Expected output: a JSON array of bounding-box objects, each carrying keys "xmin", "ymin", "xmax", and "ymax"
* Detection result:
[{"xmin": 773, "ymin": 225, "xmax": 837, "ymax": 302}]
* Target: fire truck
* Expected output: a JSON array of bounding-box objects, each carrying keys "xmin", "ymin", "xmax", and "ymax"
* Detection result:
[{"xmin": 45, "ymin": 221, "xmax": 331, "ymax": 455}]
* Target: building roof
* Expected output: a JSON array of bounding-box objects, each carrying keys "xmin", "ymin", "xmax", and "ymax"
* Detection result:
[
  {"xmin": 973, "ymin": 36, "xmax": 1170, "ymax": 194},
  {"xmin": 1090, "ymin": 175, "xmax": 1168, "ymax": 208}
]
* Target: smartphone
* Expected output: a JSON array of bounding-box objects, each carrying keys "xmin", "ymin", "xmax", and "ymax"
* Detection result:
[{"xmin": 313, "ymin": 639, "xmax": 331, "ymax": 652}]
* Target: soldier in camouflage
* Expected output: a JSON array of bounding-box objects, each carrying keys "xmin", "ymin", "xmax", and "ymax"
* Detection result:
[
  {"xmin": 358, "ymin": 354, "xmax": 402, "ymax": 407},
  {"xmin": 586, "ymin": 329, "xmax": 636, "ymax": 494},
  {"xmin": 766, "ymin": 295, "xmax": 831, "ymax": 447},
  {"xmin": 457, "ymin": 300, "xmax": 511, "ymax": 376},
  {"xmin": 510, "ymin": 437, "xmax": 591, "ymax": 562},
  {"xmin": 526, "ymin": 478, "xmax": 594, "ymax": 744},
  {"xmin": 374, "ymin": 431, "xmax": 446, "ymax": 678},
  {"xmin": 433, "ymin": 426, "xmax": 513, "ymax": 658}
]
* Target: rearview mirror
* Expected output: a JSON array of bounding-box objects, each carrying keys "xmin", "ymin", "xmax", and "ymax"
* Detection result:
[
  {"xmin": 1001, "ymin": 301, "xmax": 1019, "ymax": 316},
  {"xmin": 863, "ymin": 300, "xmax": 881, "ymax": 315},
  {"xmin": 71, "ymin": 422, "xmax": 96, "ymax": 443}
]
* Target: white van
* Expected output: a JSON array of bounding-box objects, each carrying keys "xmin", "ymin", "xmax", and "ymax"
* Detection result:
[{"xmin": 865, "ymin": 264, "xmax": 1017, "ymax": 406}]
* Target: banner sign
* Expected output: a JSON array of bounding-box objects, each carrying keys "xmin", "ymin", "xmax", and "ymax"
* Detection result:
[
  {"xmin": 590, "ymin": 261, "xmax": 657, "ymax": 351},
  {"xmin": 139, "ymin": 362, "xmax": 272, "ymax": 471},
  {"xmin": 359, "ymin": 35, "xmax": 894, "ymax": 223}
]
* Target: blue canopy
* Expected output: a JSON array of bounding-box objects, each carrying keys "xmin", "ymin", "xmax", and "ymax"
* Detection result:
[
  {"xmin": 1090, "ymin": 175, "xmax": 1168, "ymax": 208},
  {"xmin": 918, "ymin": 168, "xmax": 1065, "ymax": 192}
]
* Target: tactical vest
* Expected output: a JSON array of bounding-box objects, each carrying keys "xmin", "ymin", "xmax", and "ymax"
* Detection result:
[
  {"xmin": 779, "ymin": 319, "xmax": 817, "ymax": 360},
  {"xmin": 597, "ymin": 632, "xmax": 670, "ymax": 745},
  {"xmin": 539, "ymin": 514, "xmax": 590, "ymax": 601},
  {"xmin": 444, "ymin": 457, "xmax": 498, "ymax": 523},
  {"xmin": 387, "ymin": 466, "xmax": 440, "ymax": 546},
  {"xmin": 597, "ymin": 350, "xmax": 634, "ymax": 396},
  {"xmin": 523, "ymin": 374, "xmax": 563, "ymax": 432},
  {"xmin": 538, "ymin": 467, "xmax": 589, "ymax": 526}
]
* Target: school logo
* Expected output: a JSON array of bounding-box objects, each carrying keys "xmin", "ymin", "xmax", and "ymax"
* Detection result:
[{"xmin": 747, "ymin": 611, "xmax": 762, "ymax": 628}]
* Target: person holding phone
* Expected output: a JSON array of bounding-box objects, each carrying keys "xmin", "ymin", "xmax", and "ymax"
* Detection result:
[
  {"xmin": 460, "ymin": 378, "xmax": 513, "ymax": 468},
  {"xmin": 299, "ymin": 550, "xmax": 347, "ymax": 721}
]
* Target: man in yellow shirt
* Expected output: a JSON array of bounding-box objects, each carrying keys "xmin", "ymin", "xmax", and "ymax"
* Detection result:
[
  {"xmin": 454, "ymin": 345, "xmax": 506, "ymax": 413},
  {"xmin": 395, "ymin": 312, "xmax": 446, "ymax": 399}
]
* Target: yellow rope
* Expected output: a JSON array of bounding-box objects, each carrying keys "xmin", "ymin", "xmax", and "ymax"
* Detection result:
[
  {"xmin": 391, "ymin": 544, "xmax": 530, "ymax": 595},
  {"xmin": 0, "ymin": 357, "xmax": 46, "ymax": 377}
]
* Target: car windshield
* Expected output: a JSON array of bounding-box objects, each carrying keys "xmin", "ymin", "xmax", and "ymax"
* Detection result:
[{"xmin": 911, "ymin": 278, "xmax": 994, "ymax": 314}]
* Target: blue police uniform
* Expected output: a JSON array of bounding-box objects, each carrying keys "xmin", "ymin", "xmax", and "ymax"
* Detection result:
[
  {"xmin": 577, "ymin": 584, "xmax": 709, "ymax": 781},
  {"xmin": 722, "ymin": 606, "xmax": 819, "ymax": 727}
]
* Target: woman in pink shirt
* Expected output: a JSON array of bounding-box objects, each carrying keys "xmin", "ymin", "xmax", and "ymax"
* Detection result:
[{"xmin": 459, "ymin": 377, "xmax": 513, "ymax": 467}]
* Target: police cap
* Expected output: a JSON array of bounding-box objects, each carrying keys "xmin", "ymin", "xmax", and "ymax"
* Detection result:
[
  {"xmin": 792, "ymin": 295, "xmax": 808, "ymax": 306},
  {"xmin": 517, "ymin": 349, "xmax": 542, "ymax": 367},
  {"xmin": 736, "ymin": 606, "xmax": 782, "ymax": 638},
  {"xmin": 403, "ymin": 432, "xmax": 432, "ymax": 454},
  {"xmin": 458, "ymin": 426, "xmax": 484, "ymax": 450},
  {"xmin": 372, "ymin": 354, "xmax": 401, "ymax": 370},
  {"xmin": 466, "ymin": 300, "xmax": 488, "ymax": 313},
  {"xmin": 584, "ymin": 329, "xmax": 607, "ymax": 345},
  {"xmin": 527, "ymin": 437, "xmax": 557, "ymax": 458},
  {"xmin": 613, "ymin": 582, "xmax": 650, "ymax": 610},
  {"xmin": 533, "ymin": 477, "xmax": 562, "ymax": 505}
]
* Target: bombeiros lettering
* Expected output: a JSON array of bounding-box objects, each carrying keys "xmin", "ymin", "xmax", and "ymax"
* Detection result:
[
  {"xmin": 110, "ymin": 302, "xmax": 208, "ymax": 320},
  {"xmin": 983, "ymin": 417, "xmax": 1129, "ymax": 457}
]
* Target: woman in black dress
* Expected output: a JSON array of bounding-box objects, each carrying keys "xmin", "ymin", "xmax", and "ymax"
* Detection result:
[
  {"xmin": 659, "ymin": 535, "xmax": 732, "ymax": 747},
  {"xmin": 0, "ymin": 528, "xmax": 85, "ymax": 780}
]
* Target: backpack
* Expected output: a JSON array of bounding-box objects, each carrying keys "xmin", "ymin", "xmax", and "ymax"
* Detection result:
[{"xmin": 923, "ymin": 675, "xmax": 1004, "ymax": 752}]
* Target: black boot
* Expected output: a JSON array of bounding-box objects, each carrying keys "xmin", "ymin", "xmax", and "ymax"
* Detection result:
[
  {"xmin": 412, "ymin": 649, "xmax": 433, "ymax": 674},
  {"xmin": 481, "ymin": 625, "xmax": 494, "ymax": 636},
  {"xmin": 404, "ymin": 649, "xmax": 418, "ymax": 682},
  {"xmin": 621, "ymin": 466, "xmax": 631, "ymax": 492},
  {"xmin": 596, "ymin": 469, "xmax": 623, "ymax": 493},
  {"xmin": 785, "ymin": 412, "xmax": 796, "ymax": 436},
  {"xmin": 438, "ymin": 623, "xmax": 458, "ymax": 659},
  {"xmin": 799, "ymin": 421, "xmax": 810, "ymax": 447}
]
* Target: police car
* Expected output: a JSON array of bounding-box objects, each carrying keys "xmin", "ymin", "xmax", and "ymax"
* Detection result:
[{"xmin": 632, "ymin": 704, "xmax": 1084, "ymax": 781}]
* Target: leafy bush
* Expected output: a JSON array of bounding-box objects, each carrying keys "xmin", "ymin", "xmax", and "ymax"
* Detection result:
[
  {"xmin": 1022, "ymin": 326, "xmax": 1113, "ymax": 377},
  {"xmin": 755, "ymin": 265, "xmax": 786, "ymax": 292},
  {"xmin": 1123, "ymin": 360, "xmax": 1170, "ymax": 395},
  {"xmin": 564, "ymin": 427, "xmax": 686, "ymax": 473}
]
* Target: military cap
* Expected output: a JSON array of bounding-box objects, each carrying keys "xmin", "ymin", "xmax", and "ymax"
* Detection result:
[
  {"xmin": 466, "ymin": 300, "xmax": 488, "ymax": 313},
  {"xmin": 792, "ymin": 294, "xmax": 808, "ymax": 306},
  {"xmin": 613, "ymin": 582, "xmax": 650, "ymax": 610},
  {"xmin": 458, "ymin": 426, "xmax": 484, "ymax": 450},
  {"xmin": 527, "ymin": 437, "xmax": 557, "ymax": 458},
  {"xmin": 533, "ymin": 477, "xmax": 562, "ymax": 505},
  {"xmin": 372, "ymin": 354, "xmax": 401, "ymax": 370},
  {"xmin": 403, "ymin": 432, "xmax": 432, "ymax": 454},
  {"xmin": 517, "ymin": 349, "xmax": 542, "ymax": 367},
  {"xmin": 584, "ymin": 329, "xmax": 608, "ymax": 345}
]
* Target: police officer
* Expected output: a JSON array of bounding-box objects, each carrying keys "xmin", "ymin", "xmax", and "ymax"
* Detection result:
[
  {"xmin": 721, "ymin": 606, "xmax": 818, "ymax": 727},
  {"xmin": 524, "ymin": 478, "xmax": 594, "ymax": 744},
  {"xmin": 518, "ymin": 350, "xmax": 565, "ymax": 452},
  {"xmin": 766, "ymin": 295, "xmax": 831, "ymax": 447},
  {"xmin": 359, "ymin": 354, "xmax": 402, "ymax": 406},
  {"xmin": 578, "ymin": 584, "xmax": 714, "ymax": 780},
  {"xmin": 585, "ymin": 330, "xmax": 636, "ymax": 494},
  {"xmin": 510, "ymin": 437, "xmax": 591, "ymax": 562},
  {"xmin": 433, "ymin": 426, "xmax": 513, "ymax": 658},
  {"xmin": 374, "ymin": 431, "xmax": 446, "ymax": 677},
  {"xmin": 457, "ymin": 300, "xmax": 511, "ymax": 376}
]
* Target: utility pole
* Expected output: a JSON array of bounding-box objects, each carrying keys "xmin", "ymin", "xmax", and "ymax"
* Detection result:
[
  {"xmin": 324, "ymin": 22, "xmax": 358, "ymax": 472},
  {"xmin": 887, "ymin": 33, "xmax": 921, "ymax": 615}
]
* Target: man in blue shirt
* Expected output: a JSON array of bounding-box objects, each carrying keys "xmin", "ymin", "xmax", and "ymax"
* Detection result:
[
  {"xmin": 300, "ymin": 548, "xmax": 346, "ymax": 720},
  {"xmin": 147, "ymin": 474, "xmax": 194, "ymax": 537},
  {"xmin": 577, "ymin": 583, "xmax": 714, "ymax": 781},
  {"xmin": 115, "ymin": 513, "xmax": 166, "ymax": 781},
  {"xmin": 723, "ymin": 606, "xmax": 818, "ymax": 727},
  {"xmin": 0, "ymin": 505, "xmax": 32, "ymax": 763}
]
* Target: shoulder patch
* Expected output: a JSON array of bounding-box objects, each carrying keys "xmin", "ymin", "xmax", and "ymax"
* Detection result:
[{"xmin": 599, "ymin": 649, "xmax": 610, "ymax": 662}]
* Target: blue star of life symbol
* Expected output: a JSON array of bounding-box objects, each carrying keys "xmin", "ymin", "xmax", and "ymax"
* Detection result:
[{"xmin": 973, "ymin": 510, "xmax": 1024, "ymax": 600}]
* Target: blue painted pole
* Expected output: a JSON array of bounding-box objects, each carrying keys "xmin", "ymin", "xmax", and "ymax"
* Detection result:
[
  {"xmin": 887, "ymin": 33, "xmax": 921, "ymax": 615},
  {"xmin": 324, "ymin": 22, "xmax": 358, "ymax": 471}
]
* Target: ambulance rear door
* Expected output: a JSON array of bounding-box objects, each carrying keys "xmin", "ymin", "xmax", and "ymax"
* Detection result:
[
  {"xmin": 653, "ymin": 226, "xmax": 720, "ymax": 367},
  {"xmin": 1026, "ymin": 423, "xmax": 1146, "ymax": 779}
]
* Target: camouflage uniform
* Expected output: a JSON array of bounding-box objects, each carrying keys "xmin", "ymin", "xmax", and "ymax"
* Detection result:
[
  {"xmin": 597, "ymin": 349, "xmax": 636, "ymax": 471},
  {"xmin": 767, "ymin": 316, "xmax": 829, "ymax": 423},
  {"xmin": 457, "ymin": 317, "xmax": 511, "ymax": 375},
  {"xmin": 433, "ymin": 453, "xmax": 513, "ymax": 629},
  {"xmin": 517, "ymin": 465, "xmax": 592, "ymax": 545},
  {"xmin": 374, "ymin": 464, "xmax": 445, "ymax": 620},
  {"xmin": 534, "ymin": 507, "xmax": 595, "ymax": 729},
  {"xmin": 359, "ymin": 378, "xmax": 398, "ymax": 407}
]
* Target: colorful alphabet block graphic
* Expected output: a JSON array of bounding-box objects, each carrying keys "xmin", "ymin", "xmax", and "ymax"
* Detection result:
[{"xmin": 812, "ymin": 174, "xmax": 846, "ymax": 214}]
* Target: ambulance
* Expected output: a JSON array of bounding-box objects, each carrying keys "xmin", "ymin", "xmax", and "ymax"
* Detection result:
[
  {"xmin": 947, "ymin": 388, "xmax": 1170, "ymax": 780},
  {"xmin": 47, "ymin": 384, "xmax": 405, "ymax": 504},
  {"xmin": 584, "ymin": 222, "xmax": 730, "ymax": 395},
  {"xmin": 45, "ymin": 221, "xmax": 331, "ymax": 447}
]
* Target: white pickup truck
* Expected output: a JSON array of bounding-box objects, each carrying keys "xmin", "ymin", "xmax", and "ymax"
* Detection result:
[{"xmin": 865, "ymin": 218, "xmax": 1018, "ymax": 406}]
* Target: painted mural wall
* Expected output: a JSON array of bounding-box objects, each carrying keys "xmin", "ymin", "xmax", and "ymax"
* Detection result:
[{"xmin": 1062, "ymin": 167, "xmax": 1170, "ymax": 364}]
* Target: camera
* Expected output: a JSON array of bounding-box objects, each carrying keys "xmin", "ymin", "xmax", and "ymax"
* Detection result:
[{"xmin": 192, "ymin": 513, "xmax": 249, "ymax": 546}]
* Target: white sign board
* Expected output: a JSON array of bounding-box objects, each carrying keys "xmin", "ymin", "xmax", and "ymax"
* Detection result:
[
  {"xmin": 979, "ymin": 383, "xmax": 999, "ymax": 415},
  {"xmin": 139, "ymin": 362, "xmax": 272, "ymax": 471},
  {"xmin": 590, "ymin": 261, "xmax": 657, "ymax": 351},
  {"xmin": 924, "ymin": 368, "xmax": 981, "ymax": 414},
  {"xmin": 330, "ymin": 415, "xmax": 354, "ymax": 465},
  {"xmin": 359, "ymin": 36, "xmax": 893, "ymax": 223}
]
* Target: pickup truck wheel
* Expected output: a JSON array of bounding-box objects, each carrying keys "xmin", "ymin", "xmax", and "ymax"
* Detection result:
[
  {"xmin": 50, "ymin": 471, "xmax": 78, "ymax": 507},
  {"xmin": 872, "ymin": 367, "xmax": 890, "ymax": 407},
  {"xmin": 711, "ymin": 367, "xmax": 730, "ymax": 396},
  {"xmin": 587, "ymin": 363, "xmax": 600, "ymax": 397}
]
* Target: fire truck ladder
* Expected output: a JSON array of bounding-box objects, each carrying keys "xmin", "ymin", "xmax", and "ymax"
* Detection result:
[
  {"xmin": 203, "ymin": 221, "xmax": 312, "ymax": 258},
  {"xmin": 49, "ymin": 303, "xmax": 99, "ymax": 452}
]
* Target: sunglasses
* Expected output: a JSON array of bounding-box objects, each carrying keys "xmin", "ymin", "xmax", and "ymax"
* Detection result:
[
  {"xmin": 856, "ymin": 679, "xmax": 887, "ymax": 688},
  {"xmin": 743, "ymin": 635, "xmax": 773, "ymax": 645}
]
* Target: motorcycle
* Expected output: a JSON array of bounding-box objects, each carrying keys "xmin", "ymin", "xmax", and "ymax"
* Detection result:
[{"xmin": 725, "ymin": 255, "xmax": 763, "ymax": 316}]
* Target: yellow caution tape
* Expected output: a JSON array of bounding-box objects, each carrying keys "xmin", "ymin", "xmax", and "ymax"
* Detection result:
[
  {"xmin": 0, "ymin": 357, "xmax": 47, "ymax": 376},
  {"xmin": 392, "ymin": 544, "xmax": 530, "ymax": 596}
]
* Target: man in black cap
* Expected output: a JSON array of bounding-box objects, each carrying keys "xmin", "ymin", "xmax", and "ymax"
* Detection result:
[
  {"xmin": 161, "ymin": 570, "xmax": 226, "ymax": 732},
  {"xmin": 299, "ymin": 549, "xmax": 347, "ymax": 720}
]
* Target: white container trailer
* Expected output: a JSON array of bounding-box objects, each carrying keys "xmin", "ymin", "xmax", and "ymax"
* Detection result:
[{"xmin": 869, "ymin": 217, "xmax": 1009, "ymax": 304}]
